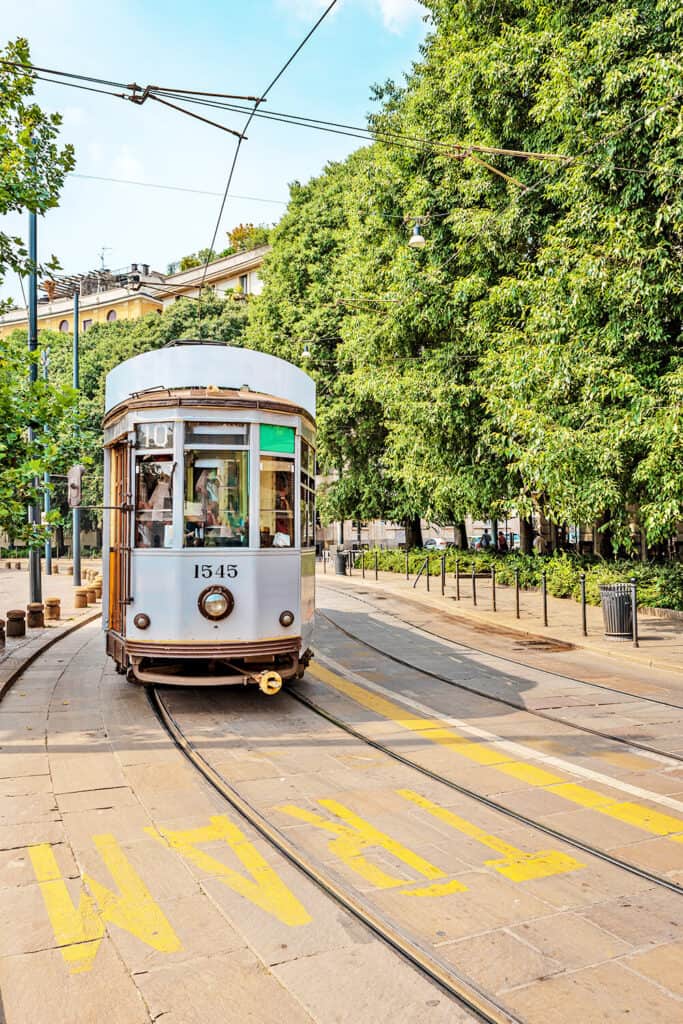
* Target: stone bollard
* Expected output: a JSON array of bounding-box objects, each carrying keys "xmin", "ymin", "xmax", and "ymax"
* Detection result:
[
  {"xmin": 6, "ymin": 609, "xmax": 26, "ymax": 637},
  {"xmin": 45, "ymin": 598, "xmax": 61, "ymax": 621},
  {"xmin": 74, "ymin": 588, "xmax": 88, "ymax": 609},
  {"xmin": 0, "ymin": 618, "xmax": 5, "ymax": 648},
  {"xmin": 86, "ymin": 587, "xmax": 97, "ymax": 605},
  {"xmin": 53, "ymin": 563, "xmax": 59, "ymax": 575},
  {"xmin": 5, "ymin": 561, "xmax": 11, "ymax": 570},
  {"xmin": 14, "ymin": 562, "xmax": 21, "ymax": 570},
  {"xmin": 26, "ymin": 603, "xmax": 45, "ymax": 628},
  {"xmin": 66, "ymin": 563, "xmax": 73, "ymax": 575},
  {"xmin": 93, "ymin": 581, "xmax": 102, "ymax": 599}
]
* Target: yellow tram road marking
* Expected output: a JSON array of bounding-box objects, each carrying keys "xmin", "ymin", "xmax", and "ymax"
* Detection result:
[
  {"xmin": 309, "ymin": 661, "xmax": 683, "ymax": 843},
  {"xmin": 147, "ymin": 815, "xmax": 311, "ymax": 926},
  {"xmin": 277, "ymin": 798, "xmax": 467, "ymax": 896},
  {"xmin": 397, "ymin": 790, "xmax": 584, "ymax": 882},
  {"xmin": 29, "ymin": 836, "xmax": 181, "ymax": 974}
]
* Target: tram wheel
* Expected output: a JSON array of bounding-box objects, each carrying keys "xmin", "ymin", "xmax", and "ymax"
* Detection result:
[{"xmin": 126, "ymin": 667, "xmax": 137, "ymax": 684}]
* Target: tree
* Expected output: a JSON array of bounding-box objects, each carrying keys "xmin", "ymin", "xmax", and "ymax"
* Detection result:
[
  {"xmin": 0, "ymin": 39, "xmax": 77, "ymax": 545},
  {"xmin": 0, "ymin": 38, "xmax": 75, "ymax": 310},
  {"xmin": 228, "ymin": 223, "xmax": 271, "ymax": 251}
]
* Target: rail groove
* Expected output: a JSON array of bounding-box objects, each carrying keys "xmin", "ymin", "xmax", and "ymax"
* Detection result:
[
  {"xmin": 286, "ymin": 686, "xmax": 683, "ymax": 897},
  {"xmin": 148, "ymin": 685, "xmax": 522, "ymax": 1024},
  {"xmin": 318, "ymin": 599, "xmax": 683, "ymax": 764}
]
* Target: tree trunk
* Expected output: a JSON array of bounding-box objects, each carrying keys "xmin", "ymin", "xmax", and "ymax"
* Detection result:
[
  {"xmin": 456, "ymin": 520, "xmax": 468, "ymax": 549},
  {"xmin": 405, "ymin": 515, "xmax": 423, "ymax": 550},
  {"xmin": 519, "ymin": 517, "xmax": 534, "ymax": 555},
  {"xmin": 593, "ymin": 515, "xmax": 612, "ymax": 558}
]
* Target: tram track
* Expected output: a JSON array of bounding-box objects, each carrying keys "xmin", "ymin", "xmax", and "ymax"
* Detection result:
[
  {"xmin": 317, "ymin": 591, "xmax": 683, "ymax": 764},
  {"xmin": 148, "ymin": 684, "xmax": 522, "ymax": 1024}
]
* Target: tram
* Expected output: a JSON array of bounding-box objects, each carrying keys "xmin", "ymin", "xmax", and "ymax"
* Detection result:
[{"xmin": 102, "ymin": 341, "xmax": 316, "ymax": 694}]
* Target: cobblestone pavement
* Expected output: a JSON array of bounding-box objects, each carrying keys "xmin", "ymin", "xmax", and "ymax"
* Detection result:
[{"xmin": 0, "ymin": 576, "xmax": 681, "ymax": 1023}]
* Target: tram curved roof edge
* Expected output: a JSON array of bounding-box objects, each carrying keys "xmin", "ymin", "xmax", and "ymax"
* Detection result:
[{"xmin": 104, "ymin": 343, "xmax": 315, "ymax": 419}]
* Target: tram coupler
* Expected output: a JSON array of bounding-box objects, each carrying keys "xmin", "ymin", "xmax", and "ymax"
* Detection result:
[{"xmin": 258, "ymin": 670, "xmax": 282, "ymax": 695}]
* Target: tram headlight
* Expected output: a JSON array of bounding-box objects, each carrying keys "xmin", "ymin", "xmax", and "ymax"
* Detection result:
[
  {"xmin": 133, "ymin": 613, "xmax": 150, "ymax": 630},
  {"xmin": 279, "ymin": 610, "xmax": 295, "ymax": 627},
  {"xmin": 197, "ymin": 586, "xmax": 234, "ymax": 621}
]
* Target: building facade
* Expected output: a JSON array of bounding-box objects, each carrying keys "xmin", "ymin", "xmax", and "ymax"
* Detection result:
[{"xmin": 0, "ymin": 246, "xmax": 268, "ymax": 339}]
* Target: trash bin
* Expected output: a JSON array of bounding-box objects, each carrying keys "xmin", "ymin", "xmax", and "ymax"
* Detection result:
[
  {"xmin": 335, "ymin": 551, "xmax": 347, "ymax": 576},
  {"xmin": 599, "ymin": 583, "xmax": 632, "ymax": 639}
]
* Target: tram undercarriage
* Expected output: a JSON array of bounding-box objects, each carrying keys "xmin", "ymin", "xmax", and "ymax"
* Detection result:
[{"xmin": 107, "ymin": 632, "xmax": 312, "ymax": 693}]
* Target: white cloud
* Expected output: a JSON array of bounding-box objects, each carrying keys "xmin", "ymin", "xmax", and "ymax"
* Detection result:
[
  {"xmin": 111, "ymin": 144, "xmax": 144, "ymax": 180},
  {"xmin": 276, "ymin": 0, "xmax": 424, "ymax": 33}
]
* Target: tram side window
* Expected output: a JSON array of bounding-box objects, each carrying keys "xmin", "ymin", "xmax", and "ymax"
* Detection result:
[
  {"xmin": 135, "ymin": 455, "xmax": 174, "ymax": 548},
  {"xmin": 260, "ymin": 457, "xmax": 294, "ymax": 548},
  {"xmin": 184, "ymin": 449, "xmax": 249, "ymax": 547},
  {"xmin": 300, "ymin": 439, "xmax": 315, "ymax": 548}
]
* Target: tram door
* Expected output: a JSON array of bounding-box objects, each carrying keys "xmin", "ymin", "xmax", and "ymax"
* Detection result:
[{"xmin": 108, "ymin": 442, "xmax": 131, "ymax": 635}]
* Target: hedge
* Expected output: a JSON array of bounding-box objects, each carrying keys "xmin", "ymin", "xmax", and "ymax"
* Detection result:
[{"xmin": 351, "ymin": 549, "xmax": 683, "ymax": 611}]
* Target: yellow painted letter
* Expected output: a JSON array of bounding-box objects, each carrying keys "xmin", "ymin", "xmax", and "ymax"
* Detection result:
[
  {"xmin": 277, "ymin": 798, "xmax": 466, "ymax": 896},
  {"xmin": 148, "ymin": 815, "xmax": 311, "ymax": 926}
]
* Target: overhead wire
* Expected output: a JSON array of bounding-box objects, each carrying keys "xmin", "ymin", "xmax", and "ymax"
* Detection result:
[{"xmin": 196, "ymin": 0, "xmax": 340, "ymax": 333}]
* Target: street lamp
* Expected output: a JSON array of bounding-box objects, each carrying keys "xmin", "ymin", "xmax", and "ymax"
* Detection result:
[{"xmin": 405, "ymin": 215, "xmax": 428, "ymax": 249}]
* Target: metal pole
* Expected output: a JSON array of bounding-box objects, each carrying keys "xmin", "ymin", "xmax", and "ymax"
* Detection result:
[
  {"xmin": 72, "ymin": 292, "xmax": 81, "ymax": 587},
  {"xmin": 323, "ymin": 549, "xmax": 326, "ymax": 573},
  {"xmin": 361, "ymin": 549, "xmax": 365, "ymax": 578},
  {"xmin": 491, "ymin": 565, "xmax": 496, "ymax": 611},
  {"xmin": 441, "ymin": 553, "xmax": 445, "ymax": 596},
  {"xmin": 374, "ymin": 550, "xmax": 378, "ymax": 581},
  {"xmin": 455, "ymin": 558, "xmax": 460, "ymax": 600},
  {"xmin": 27, "ymin": 202, "xmax": 42, "ymax": 604},
  {"xmin": 631, "ymin": 577, "xmax": 639, "ymax": 648},
  {"xmin": 425, "ymin": 556, "xmax": 430, "ymax": 592},
  {"xmin": 42, "ymin": 349, "xmax": 52, "ymax": 575},
  {"xmin": 405, "ymin": 548, "xmax": 409, "ymax": 580},
  {"xmin": 542, "ymin": 570, "xmax": 548, "ymax": 626},
  {"xmin": 514, "ymin": 567, "xmax": 520, "ymax": 619},
  {"xmin": 580, "ymin": 572, "xmax": 587, "ymax": 636},
  {"xmin": 471, "ymin": 563, "xmax": 477, "ymax": 605},
  {"xmin": 347, "ymin": 550, "xmax": 352, "ymax": 576}
]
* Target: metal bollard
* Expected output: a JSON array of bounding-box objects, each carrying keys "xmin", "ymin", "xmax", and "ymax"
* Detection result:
[
  {"xmin": 580, "ymin": 572, "xmax": 587, "ymax": 636},
  {"xmin": 348, "ymin": 551, "xmax": 353, "ymax": 576},
  {"xmin": 631, "ymin": 577, "xmax": 639, "ymax": 648},
  {"xmin": 491, "ymin": 565, "xmax": 496, "ymax": 611},
  {"xmin": 455, "ymin": 558, "xmax": 460, "ymax": 600},
  {"xmin": 426, "ymin": 556, "xmax": 430, "ymax": 592},
  {"xmin": 441, "ymin": 554, "xmax": 446, "ymax": 597},
  {"xmin": 323, "ymin": 551, "xmax": 326, "ymax": 574},
  {"xmin": 405, "ymin": 549, "xmax": 409, "ymax": 580},
  {"xmin": 471, "ymin": 564, "xmax": 477, "ymax": 605},
  {"xmin": 362, "ymin": 550, "xmax": 365, "ymax": 579},
  {"xmin": 374, "ymin": 550, "xmax": 379, "ymax": 581},
  {"xmin": 515, "ymin": 567, "xmax": 520, "ymax": 619},
  {"xmin": 542, "ymin": 570, "xmax": 548, "ymax": 626}
]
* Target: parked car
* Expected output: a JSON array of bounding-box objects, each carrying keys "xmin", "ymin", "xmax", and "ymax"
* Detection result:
[{"xmin": 424, "ymin": 538, "xmax": 449, "ymax": 550}]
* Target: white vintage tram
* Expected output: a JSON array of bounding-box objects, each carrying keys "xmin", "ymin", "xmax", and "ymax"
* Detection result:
[{"xmin": 102, "ymin": 341, "xmax": 316, "ymax": 693}]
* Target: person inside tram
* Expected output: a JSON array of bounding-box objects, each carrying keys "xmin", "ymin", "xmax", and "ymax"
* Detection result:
[
  {"xmin": 136, "ymin": 465, "xmax": 173, "ymax": 547},
  {"xmin": 273, "ymin": 477, "xmax": 293, "ymax": 546},
  {"xmin": 186, "ymin": 462, "xmax": 247, "ymax": 546}
]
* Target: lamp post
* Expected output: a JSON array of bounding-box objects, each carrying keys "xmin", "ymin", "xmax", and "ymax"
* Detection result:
[
  {"xmin": 41, "ymin": 348, "xmax": 52, "ymax": 574},
  {"xmin": 27, "ymin": 198, "xmax": 42, "ymax": 604},
  {"xmin": 72, "ymin": 290, "xmax": 81, "ymax": 588},
  {"xmin": 405, "ymin": 215, "xmax": 429, "ymax": 249}
]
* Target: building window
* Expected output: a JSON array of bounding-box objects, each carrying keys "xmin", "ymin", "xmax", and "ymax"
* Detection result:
[
  {"xmin": 106, "ymin": 309, "xmax": 117, "ymax": 322},
  {"xmin": 239, "ymin": 274, "xmax": 249, "ymax": 294},
  {"xmin": 58, "ymin": 320, "xmax": 69, "ymax": 333},
  {"xmin": 82, "ymin": 319, "xmax": 93, "ymax": 332}
]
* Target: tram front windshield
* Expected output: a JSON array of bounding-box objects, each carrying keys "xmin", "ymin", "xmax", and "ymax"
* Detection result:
[{"xmin": 184, "ymin": 423, "xmax": 249, "ymax": 547}]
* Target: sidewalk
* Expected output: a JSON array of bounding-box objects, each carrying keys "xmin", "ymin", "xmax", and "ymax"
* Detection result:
[
  {"xmin": 318, "ymin": 563, "xmax": 683, "ymax": 679},
  {"xmin": 0, "ymin": 561, "xmax": 103, "ymax": 697}
]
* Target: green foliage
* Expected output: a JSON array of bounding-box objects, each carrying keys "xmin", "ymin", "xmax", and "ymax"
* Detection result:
[
  {"xmin": 0, "ymin": 38, "xmax": 75, "ymax": 308},
  {"xmin": 247, "ymin": 0, "xmax": 683, "ymax": 549},
  {"xmin": 355, "ymin": 548, "xmax": 683, "ymax": 610},
  {"xmin": 228, "ymin": 223, "xmax": 270, "ymax": 251}
]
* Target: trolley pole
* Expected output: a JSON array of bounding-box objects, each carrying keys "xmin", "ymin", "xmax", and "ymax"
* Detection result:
[
  {"xmin": 72, "ymin": 292, "xmax": 81, "ymax": 588},
  {"xmin": 27, "ymin": 201, "xmax": 42, "ymax": 605}
]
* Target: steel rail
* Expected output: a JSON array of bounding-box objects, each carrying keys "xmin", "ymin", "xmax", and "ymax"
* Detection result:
[
  {"xmin": 286, "ymin": 685, "xmax": 683, "ymax": 896},
  {"xmin": 148, "ymin": 686, "xmax": 522, "ymax": 1024},
  {"xmin": 318, "ymin": 590, "xmax": 683, "ymax": 762}
]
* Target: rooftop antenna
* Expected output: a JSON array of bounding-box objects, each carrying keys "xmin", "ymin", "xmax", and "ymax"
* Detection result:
[{"xmin": 98, "ymin": 246, "xmax": 112, "ymax": 271}]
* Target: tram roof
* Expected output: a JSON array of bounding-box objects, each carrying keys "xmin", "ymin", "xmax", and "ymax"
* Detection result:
[{"xmin": 104, "ymin": 342, "xmax": 315, "ymax": 419}]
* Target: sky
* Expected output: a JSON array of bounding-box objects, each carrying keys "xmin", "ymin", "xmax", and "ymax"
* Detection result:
[{"xmin": 0, "ymin": 0, "xmax": 428, "ymax": 305}]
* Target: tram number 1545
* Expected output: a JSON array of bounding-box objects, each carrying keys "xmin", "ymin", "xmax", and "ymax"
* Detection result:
[{"xmin": 193, "ymin": 564, "xmax": 239, "ymax": 580}]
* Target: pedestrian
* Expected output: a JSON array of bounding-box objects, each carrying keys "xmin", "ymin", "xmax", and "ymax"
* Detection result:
[
  {"xmin": 497, "ymin": 530, "xmax": 508, "ymax": 553},
  {"xmin": 533, "ymin": 531, "xmax": 546, "ymax": 555},
  {"xmin": 479, "ymin": 529, "xmax": 492, "ymax": 550}
]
